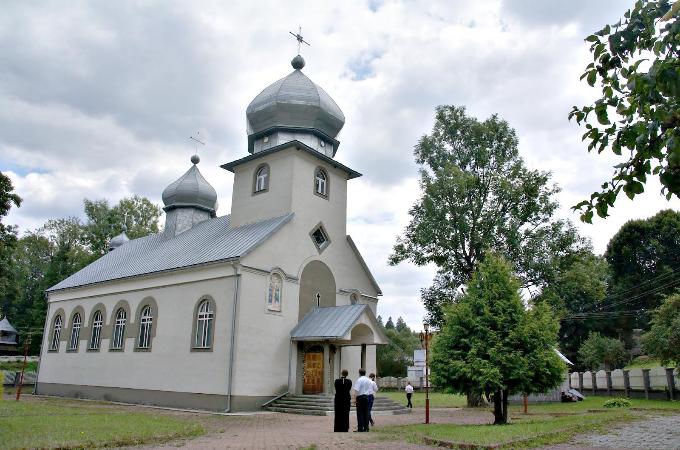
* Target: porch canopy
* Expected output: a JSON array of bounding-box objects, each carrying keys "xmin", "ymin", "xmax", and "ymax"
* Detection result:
[{"xmin": 290, "ymin": 304, "xmax": 388, "ymax": 345}]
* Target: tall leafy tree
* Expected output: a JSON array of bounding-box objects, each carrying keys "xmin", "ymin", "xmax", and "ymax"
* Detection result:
[
  {"xmin": 430, "ymin": 253, "xmax": 564, "ymax": 424},
  {"xmin": 569, "ymin": 0, "xmax": 680, "ymax": 221},
  {"xmin": 643, "ymin": 293, "xmax": 680, "ymax": 366},
  {"xmin": 578, "ymin": 332, "xmax": 628, "ymax": 371},
  {"xmin": 537, "ymin": 252, "xmax": 610, "ymax": 367},
  {"xmin": 83, "ymin": 195, "xmax": 161, "ymax": 255},
  {"xmin": 604, "ymin": 209, "xmax": 680, "ymax": 341},
  {"xmin": 390, "ymin": 106, "xmax": 586, "ymax": 327},
  {"xmin": 0, "ymin": 172, "xmax": 21, "ymax": 319}
]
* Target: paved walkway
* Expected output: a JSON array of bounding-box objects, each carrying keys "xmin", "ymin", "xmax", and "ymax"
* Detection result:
[
  {"xmin": 545, "ymin": 415, "xmax": 680, "ymax": 450},
  {"xmin": 141, "ymin": 408, "xmax": 488, "ymax": 450}
]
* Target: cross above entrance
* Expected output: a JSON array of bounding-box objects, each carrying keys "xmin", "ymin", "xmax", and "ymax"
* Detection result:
[{"xmin": 316, "ymin": 292, "xmax": 321, "ymax": 307}]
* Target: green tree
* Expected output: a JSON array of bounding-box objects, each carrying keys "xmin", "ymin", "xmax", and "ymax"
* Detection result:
[
  {"xmin": 569, "ymin": 0, "xmax": 680, "ymax": 221},
  {"xmin": 430, "ymin": 254, "xmax": 564, "ymax": 424},
  {"xmin": 385, "ymin": 317, "xmax": 395, "ymax": 330},
  {"xmin": 83, "ymin": 195, "xmax": 161, "ymax": 255},
  {"xmin": 537, "ymin": 252, "xmax": 610, "ymax": 367},
  {"xmin": 390, "ymin": 106, "xmax": 587, "ymax": 327},
  {"xmin": 377, "ymin": 318, "xmax": 421, "ymax": 377},
  {"xmin": 642, "ymin": 293, "xmax": 680, "ymax": 366},
  {"xmin": 578, "ymin": 332, "xmax": 628, "ymax": 371},
  {"xmin": 0, "ymin": 172, "xmax": 21, "ymax": 319},
  {"xmin": 604, "ymin": 209, "xmax": 680, "ymax": 341}
]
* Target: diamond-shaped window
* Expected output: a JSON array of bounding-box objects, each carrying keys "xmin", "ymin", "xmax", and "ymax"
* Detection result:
[{"xmin": 310, "ymin": 224, "xmax": 330, "ymax": 252}]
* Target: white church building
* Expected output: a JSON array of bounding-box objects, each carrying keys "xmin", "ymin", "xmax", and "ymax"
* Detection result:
[{"xmin": 36, "ymin": 53, "xmax": 387, "ymax": 411}]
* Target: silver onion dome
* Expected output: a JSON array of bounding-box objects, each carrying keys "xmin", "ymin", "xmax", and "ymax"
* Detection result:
[
  {"xmin": 246, "ymin": 56, "xmax": 345, "ymax": 139},
  {"xmin": 108, "ymin": 231, "xmax": 130, "ymax": 251},
  {"xmin": 162, "ymin": 158, "xmax": 217, "ymax": 215}
]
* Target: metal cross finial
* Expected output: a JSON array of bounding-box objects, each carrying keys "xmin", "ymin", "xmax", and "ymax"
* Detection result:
[
  {"xmin": 189, "ymin": 131, "xmax": 205, "ymax": 164},
  {"xmin": 289, "ymin": 26, "xmax": 310, "ymax": 55},
  {"xmin": 316, "ymin": 292, "xmax": 321, "ymax": 307}
]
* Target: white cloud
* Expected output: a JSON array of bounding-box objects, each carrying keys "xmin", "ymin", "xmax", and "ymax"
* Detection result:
[{"xmin": 2, "ymin": 0, "xmax": 678, "ymax": 331}]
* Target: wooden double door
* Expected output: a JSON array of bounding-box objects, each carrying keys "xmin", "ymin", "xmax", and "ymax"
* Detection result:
[{"xmin": 303, "ymin": 351, "xmax": 324, "ymax": 394}]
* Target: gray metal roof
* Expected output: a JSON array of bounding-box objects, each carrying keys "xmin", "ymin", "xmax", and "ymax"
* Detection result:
[
  {"xmin": 48, "ymin": 213, "xmax": 293, "ymax": 292},
  {"xmin": 289, "ymin": 304, "xmax": 390, "ymax": 343},
  {"xmin": 221, "ymin": 140, "xmax": 362, "ymax": 180},
  {"xmin": 0, "ymin": 317, "xmax": 17, "ymax": 334},
  {"xmin": 246, "ymin": 67, "xmax": 345, "ymax": 139},
  {"xmin": 162, "ymin": 162, "xmax": 217, "ymax": 214}
]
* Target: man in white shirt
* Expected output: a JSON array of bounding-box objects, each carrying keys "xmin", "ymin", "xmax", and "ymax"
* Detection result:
[
  {"xmin": 405, "ymin": 382, "xmax": 414, "ymax": 408},
  {"xmin": 353, "ymin": 368, "xmax": 372, "ymax": 431}
]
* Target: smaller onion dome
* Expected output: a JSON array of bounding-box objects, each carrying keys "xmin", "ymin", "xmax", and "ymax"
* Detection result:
[
  {"xmin": 108, "ymin": 230, "xmax": 130, "ymax": 252},
  {"xmin": 162, "ymin": 157, "xmax": 217, "ymax": 215}
]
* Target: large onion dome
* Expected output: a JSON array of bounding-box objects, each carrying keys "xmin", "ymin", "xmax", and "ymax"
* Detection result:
[
  {"xmin": 162, "ymin": 155, "xmax": 217, "ymax": 215},
  {"xmin": 246, "ymin": 56, "xmax": 345, "ymax": 141}
]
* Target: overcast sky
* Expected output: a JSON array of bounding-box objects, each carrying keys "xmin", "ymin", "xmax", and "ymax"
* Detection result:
[{"xmin": 2, "ymin": 0, "xmax": 678, "ymax": 331}]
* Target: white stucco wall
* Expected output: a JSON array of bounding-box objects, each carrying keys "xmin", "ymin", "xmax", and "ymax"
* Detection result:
[
  {"xmin": 39, "ymin": 264, "xmax": 236, "ymax": 395},
  {"xmin": 230, "ymin": 269, "xmax": 300, "ymax": 397}
]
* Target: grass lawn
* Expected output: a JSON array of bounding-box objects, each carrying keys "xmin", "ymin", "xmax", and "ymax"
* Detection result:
[
  {"xmin": 378, "ymin": 391, "xmax": 466, "ymax": 408},
  {"xmin": 0, "ymin": 397, "xmax": 204, "ymax": 449},
  {"xmin": 375, "ymin": 396, "xmax": 679, "ymax": 448},
  {"xmin": 0, "ymin": 361, "xmax": 38, "ymax": 372}
]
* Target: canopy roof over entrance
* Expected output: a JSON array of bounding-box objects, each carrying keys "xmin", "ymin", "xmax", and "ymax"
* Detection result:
[{"xmin": 290, "ymin": 304, "xmax": 388, "ymax": 345}]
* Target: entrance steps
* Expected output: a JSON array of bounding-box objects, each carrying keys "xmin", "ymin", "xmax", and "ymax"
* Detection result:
[{"xmin": 265, "ymin": 394, "xmax": 411, "ymax": 416}]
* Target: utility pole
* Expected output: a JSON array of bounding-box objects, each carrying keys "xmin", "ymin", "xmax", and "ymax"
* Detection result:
[{"xmin": 15, "ymin": 332, "xmax": 31, "ymax": 401}]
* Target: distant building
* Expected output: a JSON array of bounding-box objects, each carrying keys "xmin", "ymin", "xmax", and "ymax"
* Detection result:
[
  {"xmin": 407, "ymin": 349, "xmax": 429, "ymax": 388},
  {"xmin": 0, "ymin": 317, "xmax": 19, "ymax": 355}
]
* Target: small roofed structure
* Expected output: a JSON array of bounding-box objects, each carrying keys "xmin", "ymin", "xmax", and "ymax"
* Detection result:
[{"xmin": 0, "ymin": 317, "xmax": 19, "ymax": 355}]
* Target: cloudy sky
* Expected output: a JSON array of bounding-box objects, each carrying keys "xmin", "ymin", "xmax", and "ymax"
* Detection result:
[{"xmin": 2, "ymin": 0, "xmax": 678, "ymax": 330}]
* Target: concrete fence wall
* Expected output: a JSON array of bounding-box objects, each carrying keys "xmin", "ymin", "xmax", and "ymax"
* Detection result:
[
  {"xmin": 569, "ymin": 367, "xmax": 678, "ymax": 400},
  {"xmin": 1, "ymin": 370, "xmax": 37, "ymax": 386},
  {"xmin": 377, "ymin": 376, "xmax": 424, "ymax": 389}
]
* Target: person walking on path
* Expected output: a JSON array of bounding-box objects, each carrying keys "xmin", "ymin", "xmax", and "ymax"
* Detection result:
[
  {"xmin": 368, "ymin": 373, "xmax": 378, "ymax": 426},
  {"xmin": 353, "ymin": 368, "xmax": 372, "ymax": 432},
  {"xmin": 405, "ymin": 382, "xmax": 414, "ymax": 408},
  {"xmin": 334, "ymin": 369, "xmax": 352, "ymax": 432}
]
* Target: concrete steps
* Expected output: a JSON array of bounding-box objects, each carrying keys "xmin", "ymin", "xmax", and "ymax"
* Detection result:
[{"xmin": 265, "ymin": 394, "xmax": 411, "ymax": 416}]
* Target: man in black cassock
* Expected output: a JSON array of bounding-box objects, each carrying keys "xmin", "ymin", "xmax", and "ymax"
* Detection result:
[{"xmin": 334, "ymin": 369, "xmax": 352, "ymax": 432}]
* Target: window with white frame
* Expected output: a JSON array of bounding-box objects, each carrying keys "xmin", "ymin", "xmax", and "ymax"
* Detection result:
[
  {"xmin": 50, "ymin": 315, "xmax": 62, "ymax": 351},
  {"xmin": 254, "ymin": 165, "xmax": 269, "ymax": 193},
  {"xmin": 194, "ymin": 299, "xmax": 214, "ymax": 349},
  {"xmin": 267, "ymin": 273, "xmax": 283, "ymax": 312},
  {"xmin": 111, "ymin": 308, "xmax": 126, "ymax": 350},
  {"xmin": 138, "ymin": 305, "xmax": 153, "ymax": 349},
  {"xmin": 315, "ymin": 168, "xmax": 328, "ymax": 196},
  {"xmin": 90, "ymin": 310, "xmax": 102, "ymax": 350},
  {"xmin": 69, "ymin": 313, "xmax": 81, "ymax": 350}
]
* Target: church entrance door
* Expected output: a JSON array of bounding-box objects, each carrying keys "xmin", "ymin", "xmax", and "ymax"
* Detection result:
[{"xmin": 303, "ymin": 351, "xmax": 324, "ymax": 394}]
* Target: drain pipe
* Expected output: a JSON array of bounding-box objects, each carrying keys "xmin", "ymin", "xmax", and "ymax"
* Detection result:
[{"xmin": 225, "ymin": 263, "xmax": 241, "ymax": 413}]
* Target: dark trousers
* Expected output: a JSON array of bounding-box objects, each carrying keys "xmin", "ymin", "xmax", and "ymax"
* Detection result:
[
  {"xmin": 356, "ymin": 395, "xmax": 370, "ymax": 431},
  {"xmin": 406, "ymin": 392, "xmax": 413, "ymax": 408},
  {"xmin": 368, "ymin": 394, "xmax": 375, "ymax": 425}
]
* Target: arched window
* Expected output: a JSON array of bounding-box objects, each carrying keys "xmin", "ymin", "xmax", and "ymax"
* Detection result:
[
  {"xmin": 138, "ymin": 305, "xmax": 153, "ymax": 349},
  {"xmin": 254, "ymin": 165, "xmax": 269, "ymax": 193},
  {"xmin": 350, "ymin": 293, "xmax": 359, "ymax": 305},
  {"xmin": 314, "ymin": 169, "xmax": 328, "ymax": 196},
  {"xmin": 194, "ymin": 299, "xmax": 214, "ymax": 349},
  {"xmin": 267, "ymin": 273, "xmax": 283, "ymax": 312},
  {"xmin": 111, "ymin": 308, "xmax": 126, "ymax": 350},
  {"xmin": 50, "ymin": 315, "xmax": 62, "ymax": 351},
  {"xmin": 69, "ymin": 313, "xmax": 81, "ymax": 350},
  {"xmin": 90, "ymin": 310, "xmax": 103, "ymax": 350}
]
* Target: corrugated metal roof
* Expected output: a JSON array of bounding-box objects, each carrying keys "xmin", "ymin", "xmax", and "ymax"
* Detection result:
[
  {"xmin": 290, "ymin": 304, "xmax": 368, "ymax": 340},
  {"xmin": 48, "ymin": 213, "xmax": 293, "ymax": 292}
]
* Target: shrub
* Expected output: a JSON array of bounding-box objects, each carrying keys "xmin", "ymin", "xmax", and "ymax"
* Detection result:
[{"xmin": 603, "ymin": 398, "xmax": 632, "ymax": 408}]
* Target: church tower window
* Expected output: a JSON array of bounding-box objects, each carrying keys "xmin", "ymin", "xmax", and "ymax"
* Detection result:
[
  {"xmin": 267, "ymin": 273, "xmax": 283, "ymax": 312},
  {"xmin": 138, "ymin": 306, "xmax": 153, "ymax": 349},
  {"xmin": 253, "ymin": 164, "xmax": 270, "ymax": 193},
  {"xmin": 194, "ymin": 299, "xmax": 214, "ymax": 349},
  {"xmin": 90, "ymin": 310, "xmax": 102, "ymax": 350},
  {"xmin": 314, "ymin": 168, "xmax": 328, "ymax": 197},
  {"xmin": 68, "ymin": 313, "xmax": 81, "ymax": 351},
  {"xmin": 50, "ymin": 315, "xmax": 62, "ymax": 351},
  {"xmin": 310, "ymin": 223, "xmax": 331, "ymax": 253},
  {"xmin": 111, "ymin": 308, "xmax": 126, "ymax": 350}
]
